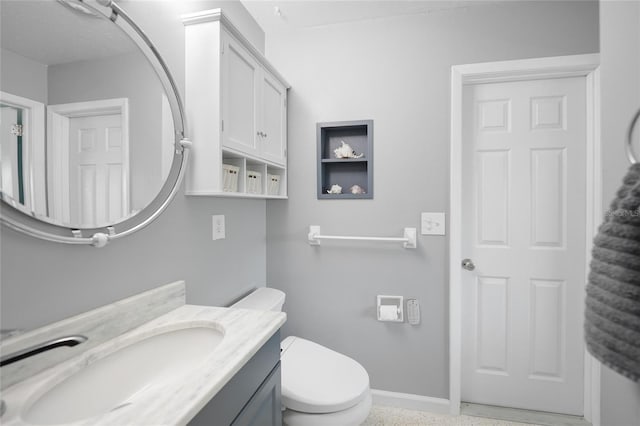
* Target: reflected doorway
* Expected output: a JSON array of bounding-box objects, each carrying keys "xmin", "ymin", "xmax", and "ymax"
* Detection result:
[
  {"xmin": 0, "ymin": 104, "xmax": 24, "ymax": 204},
  {"xmin": 48, "ymin": 98, "xmax": 129, "ymax": 227}
]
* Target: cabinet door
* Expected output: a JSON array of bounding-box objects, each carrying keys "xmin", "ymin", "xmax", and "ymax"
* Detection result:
[
  {"xmin": 188, "ymin": 332, "xmax": 281, "ymax": 426},
  {"xmin": 231, "ymin": 362, "xmax": 282, "ymax": 426},
  {"xmin": 258, "ymin": 71, "xmax": 287, "ymax": 165},
  {"xmin": 222, "ymin": 33, "xmax": 259, "ymax": 156}
]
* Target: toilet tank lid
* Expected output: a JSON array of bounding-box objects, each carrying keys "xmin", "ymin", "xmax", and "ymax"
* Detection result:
[{"xmin": 230, "ymin": 287, "xmax": 285, "ymax": 311}]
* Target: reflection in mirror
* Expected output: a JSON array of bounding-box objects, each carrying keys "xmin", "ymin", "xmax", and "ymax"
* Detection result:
[{"xmin": 1, "ymin": 0, "xmax": 174, "ymax": 229}]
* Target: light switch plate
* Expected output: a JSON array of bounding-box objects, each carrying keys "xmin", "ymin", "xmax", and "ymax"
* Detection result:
[
  {"xmin": 421, "ymin": 212, "xmax": 445, "ymax": 235},
  {"xmin": 212, "ymin": 215, "xmax": 225, "ymax": 240}
]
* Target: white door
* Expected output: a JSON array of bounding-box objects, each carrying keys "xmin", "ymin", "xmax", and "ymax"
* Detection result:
[
  {"xmin": 461, "ymin": 77, "xmax": 586, "ymax": 415},
  {"xmin": 68, "ymin": 113, "xmax": 126, "ymax": 227},
  {"xmin": 259, "ymin": 70, "xmax": 287, "ymax": 165},
  {"xmin": 221, "ymin": 32, "xmax": 259, "ymax": 157}
]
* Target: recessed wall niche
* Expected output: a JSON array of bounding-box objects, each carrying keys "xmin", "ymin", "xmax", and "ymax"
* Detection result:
[{"xmin": 316, "ymin": 120, "xmax": 373, "ymax": 199}]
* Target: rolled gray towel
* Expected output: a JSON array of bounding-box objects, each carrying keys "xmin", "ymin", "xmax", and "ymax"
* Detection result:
[{"xmin": 585, "ymin": 163, "xmax": 640, "ymax": 382}]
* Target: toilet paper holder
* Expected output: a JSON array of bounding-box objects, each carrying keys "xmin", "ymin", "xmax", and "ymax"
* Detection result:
[{"xmin": 377, "ymin": 295, "xmax": 403, "ymax": 322}]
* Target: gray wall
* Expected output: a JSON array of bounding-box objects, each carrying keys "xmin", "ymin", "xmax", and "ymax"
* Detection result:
[
  {"xmin": 0, "ymin": 48, "xmax": 48, "ymax": 104},
  {"xmin": 265, "ymin": 1, "xmax": 598, "ymax": 398},
  {"xmin": 599, "ymin": 1, "xmax": 640, "ymax": 424},
  {"xmin": 0, "ymin": 0, "xmax": 269, "ymax": 331},
  {"xmin": 49, "ymin": 52, "xmax": 166, "ymax": 211}
]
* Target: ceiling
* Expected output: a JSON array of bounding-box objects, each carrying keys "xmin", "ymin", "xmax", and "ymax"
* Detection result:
[
  {"xmin": 241, "ymin": 0, "xmax": 498, "ymax": 33},
  {"xmin": 1, "ymin": 0, "xmax": 137, "ymax": 66}
]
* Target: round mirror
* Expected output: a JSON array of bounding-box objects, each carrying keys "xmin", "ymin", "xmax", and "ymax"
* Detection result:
[{"xmin": 0, "ymin": 0, "xmax": 190, "ymax": 247}]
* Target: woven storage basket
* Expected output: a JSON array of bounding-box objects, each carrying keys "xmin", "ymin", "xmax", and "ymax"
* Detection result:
[
  {"xmin": 222, "ymin": 164, "xmax": 239, "ymax": 192},
  {"xmin": 246, "ymin": 170, "xmax": 262, "ymax": 194},
  {"xmin": 267, "ymin": 174, "xmax": 281, "ymax": 196}
]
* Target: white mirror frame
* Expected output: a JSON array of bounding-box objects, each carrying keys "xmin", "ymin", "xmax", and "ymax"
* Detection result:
[{"xmin": 0, "ymin": 0, "xmax": 191, "ymax": 248}]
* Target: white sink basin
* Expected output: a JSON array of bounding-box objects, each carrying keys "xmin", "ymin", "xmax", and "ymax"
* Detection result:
[{"xmin": 22, "ymin": 326, "xmax": 224, "ymax": 424}]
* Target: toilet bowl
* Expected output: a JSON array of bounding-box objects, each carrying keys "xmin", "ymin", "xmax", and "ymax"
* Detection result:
[{"xmin": 231, "ymin": 288, "xmax": 372, "ymax": 425}]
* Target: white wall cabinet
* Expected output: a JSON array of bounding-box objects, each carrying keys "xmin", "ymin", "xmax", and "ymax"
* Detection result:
[
  {"xmin": 221, "ymin": 34, "xmax": 260, "ymax": 158},
  {"xmin": 183, "ymin": 9, "xmax": 289, "ymax": 198},
  {"xmin": 258, "ymin": 70, "xmax": 287, "ymax": 165}
]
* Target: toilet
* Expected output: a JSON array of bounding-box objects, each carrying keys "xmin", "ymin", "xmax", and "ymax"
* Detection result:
[{"xmin": 231, "ymin": 287, "xmax": 372, "ymax": 426}]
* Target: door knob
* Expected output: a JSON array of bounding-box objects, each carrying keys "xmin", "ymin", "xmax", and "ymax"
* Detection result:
[{"xmin": 461, "ymin": 258, "xmax": 475, "ymax": 271}]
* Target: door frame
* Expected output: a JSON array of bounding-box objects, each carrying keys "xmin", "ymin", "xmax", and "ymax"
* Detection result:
[
  {"xmin": 47, "ymin": 98, "xmax": 129, "ymax": 224},
  {"xmin": 0, "ymin": 91, "xmax": 46, "ymax": 215},
  {"xmin": 449, "ymin": 54, "xmax": 601, "ymax": 424}
]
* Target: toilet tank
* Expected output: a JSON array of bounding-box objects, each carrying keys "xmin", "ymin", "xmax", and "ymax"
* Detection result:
[{"xmin": 230, "ymin": 287, "xmax": 286, "ymax": 312}]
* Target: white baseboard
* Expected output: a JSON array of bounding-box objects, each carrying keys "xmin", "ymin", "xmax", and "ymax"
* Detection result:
[{"xmin": 371, "ymin": 389, "xmax": 450, "ymax": 414}]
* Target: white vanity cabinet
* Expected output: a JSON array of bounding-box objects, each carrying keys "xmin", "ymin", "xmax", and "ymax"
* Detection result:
[{"xmin": 183, "ymin": 9, "xmax": 289, "ymax": 198}]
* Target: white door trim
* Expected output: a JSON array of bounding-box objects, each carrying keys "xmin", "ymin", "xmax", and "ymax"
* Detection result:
[
  {"xmin": 449, "ymin": 54, "xmax": 601, "ymax": 424},
  {"xmin": 47, "ymin": 98, "xmax": 130, "ymax": 224},
  {"xmin": 0, "ymin": 91, "xmax": 46, "ymax": 215}
]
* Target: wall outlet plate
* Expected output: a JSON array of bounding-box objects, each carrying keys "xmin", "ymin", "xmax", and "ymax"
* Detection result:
[
  {"xmin": 212, "ymin": 215, "xmax": 225, "ymax": 240},
  {"xmin": 421, "ymin": 212, "xmax": 445, "ymax": 235}
]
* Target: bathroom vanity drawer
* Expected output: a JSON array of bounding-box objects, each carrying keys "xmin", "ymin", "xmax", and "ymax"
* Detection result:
[{"xmin": 189, "ymin": 330, "xmax": 281, "ymax": 426}]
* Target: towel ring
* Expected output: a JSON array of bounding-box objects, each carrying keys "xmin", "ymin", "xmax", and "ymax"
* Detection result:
[{"xmin": 627, "ymin": 108, "xmax": 640, "ymax": 164}]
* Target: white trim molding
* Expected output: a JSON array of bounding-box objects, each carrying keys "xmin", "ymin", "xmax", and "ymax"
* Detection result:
[
  {"xmin": 449, "ymin": 53, "xmax": 601, "ymax": 424},
  {"xmin": 583, "ymin": 64, "xmax": 602, "ymax": 426},
  {"xmin": 47, "ymin": 98, "xmax": 130, "ymax": 226},
  {"xmin": 0, "ymin": 91, "xmax": 46, "ymax": 215},
  {"xmin": 181, "ymin": 8, "xmax": 290, "ymax": 89},
  {"xmin": 371, "ymin": 389, "xmax": 450, "ymax": 415}
]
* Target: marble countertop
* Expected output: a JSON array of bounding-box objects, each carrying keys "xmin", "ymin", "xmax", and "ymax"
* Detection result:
[{"xmin": 0, "ymin": 282, "xmax": 286, "ymax": 425}]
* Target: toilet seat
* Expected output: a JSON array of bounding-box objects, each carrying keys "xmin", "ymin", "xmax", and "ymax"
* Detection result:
[{"xmin": 280, "ymin": 336, "xmax": 370, "ymax": 414}]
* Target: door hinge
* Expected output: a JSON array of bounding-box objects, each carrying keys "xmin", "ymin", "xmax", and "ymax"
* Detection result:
[
  {"xmin": 221, "ymin": 120, "xmax": 224, "ymax": 132},
  {"xmin": 10, "ymin": 124, "xmax": 23, "ymax": 137}
]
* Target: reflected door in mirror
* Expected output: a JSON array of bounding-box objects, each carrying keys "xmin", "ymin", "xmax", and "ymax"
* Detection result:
[
  {"xmin": 47, "ymin": 99, "xmax": 129, "ymax": 227},
  {"xmin": 1, "ymin": 0, "xmax": 174, "ymax": 230},
  {"xmin": 68, "ymin": 113, "xmax": 127, "ymax": 227}
]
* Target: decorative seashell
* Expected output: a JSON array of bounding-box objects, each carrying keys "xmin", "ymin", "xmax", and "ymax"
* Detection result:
[
  {"xmin": 334, "ymin": 141, "xmax": 364, "ymax": 159},
  {"xmin": 327, "ymin": 184, "xmax": 342, "ymax": 194},
  {"xmin": 350, "ymin": 184, "xmax": 365, "ymax": 194}
]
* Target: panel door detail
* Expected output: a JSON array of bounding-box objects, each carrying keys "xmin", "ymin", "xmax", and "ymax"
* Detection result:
[
  {"xmin": 259, "ymin": 71, "xmax": 286, "ymax": 165},
  {"xmin": 461, "ymin": 77, "xmax": 587, "ymax": 415},
  {"xmin": 68, "ymin": 113, "xmax": 126, "ymax": 227},
  {"xmin": 222, "ymin": 34, "xmax": 259, "ymax": 157}
]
